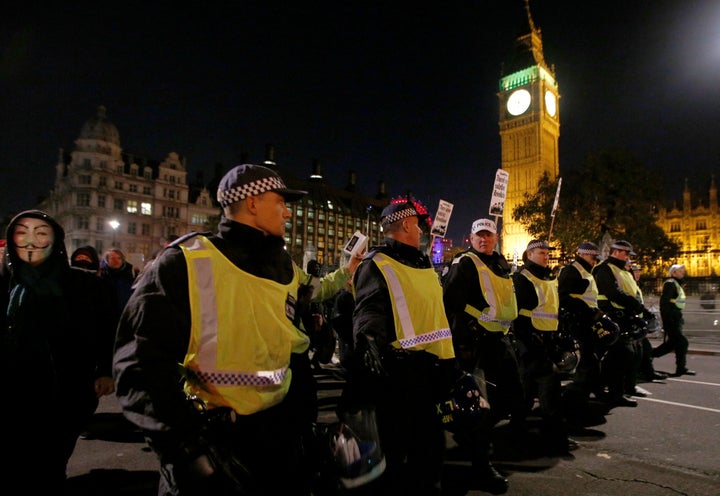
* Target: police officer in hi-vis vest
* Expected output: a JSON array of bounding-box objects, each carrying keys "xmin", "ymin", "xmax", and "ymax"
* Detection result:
[
  {"xmin": 654, "ymin": 263, "xmax": 696, "ymax": 377},
  {"xmin": 113, "ymin": 164, "xmax": 360, "ymax": 496},
  {"xmin": 592, "ymin": 240, "xmax": 655, "ymax": 409},
  {"xmin": 348, "ymin": 201, "xmax": 461, "ymax": 495},
  {"xmin": 442, "ymin": 217, "xmax": 522, "ymax": 493},
  {"xmin": 512, "ymin": 239, "xmax": 577, "ymax": 456}
]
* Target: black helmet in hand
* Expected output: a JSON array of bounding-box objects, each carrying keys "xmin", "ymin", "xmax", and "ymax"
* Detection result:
[
  {"xmin": 592, "ymin": 314, "xmax": 620, "ymax": 348},
  {"xmin": 436, "ymin": 373, "xmax": 489, "ymax": 434}
]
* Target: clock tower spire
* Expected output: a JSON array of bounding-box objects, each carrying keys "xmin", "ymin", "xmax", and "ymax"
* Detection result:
[{"xmin": 497, "ymin": 0, "xmax": 560, "ymax": 261}]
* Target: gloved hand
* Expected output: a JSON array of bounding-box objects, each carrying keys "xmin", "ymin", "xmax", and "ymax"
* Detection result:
[{"xmin": 354, "ymin": 333, "xmax": 387, "ymax": 379}]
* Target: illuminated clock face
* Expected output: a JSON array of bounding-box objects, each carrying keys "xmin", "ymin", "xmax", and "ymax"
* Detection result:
[
  {"xmin": 507, "ymin": 89, "xmax": 531, "ymax": 116},
  {"xmin": 545, "ymin": 90, "xmax": 557, "ymax": 117}
]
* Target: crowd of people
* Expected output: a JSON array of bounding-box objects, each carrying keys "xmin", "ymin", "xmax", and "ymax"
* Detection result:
[{"xmin": 0, "ymin": 163, "xmax": 696, "ymax": 495}]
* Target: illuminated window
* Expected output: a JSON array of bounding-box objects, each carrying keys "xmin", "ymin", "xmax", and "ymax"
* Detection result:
[
  {"xmin": 141, "ymin": 202, "xmax": 152, "ymax": 215},
  {"xmin": 126, "ymin": 200, "xmax": 138, "ymax": 214}
]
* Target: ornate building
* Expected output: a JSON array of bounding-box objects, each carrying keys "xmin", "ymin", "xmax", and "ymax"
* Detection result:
[
  {"xmin": 497, "ymin": 2, "xmax": 560, "ymax": 261},
  {"xmin": 35, "ymin": 106, "xmax": 390, "ymax": 271},
  {"xmin": 656, "ymin": 177, "xmax": 719, "ymax": 277}
]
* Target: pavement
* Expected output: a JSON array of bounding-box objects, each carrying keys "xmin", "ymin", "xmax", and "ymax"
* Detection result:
[{"xmin": 66, "ymin": 329, "xmax": 719, "ymax": 495}]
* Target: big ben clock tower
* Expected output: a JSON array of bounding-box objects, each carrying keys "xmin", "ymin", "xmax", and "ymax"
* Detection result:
[{"xmin": 498, "ymin": 0, "xmax": 560, "ymax": 261}]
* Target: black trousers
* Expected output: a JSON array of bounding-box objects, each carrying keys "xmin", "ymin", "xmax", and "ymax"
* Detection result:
[{"xmin": 653, "ymin": 323, "xmax": 689, "ymax": 371}]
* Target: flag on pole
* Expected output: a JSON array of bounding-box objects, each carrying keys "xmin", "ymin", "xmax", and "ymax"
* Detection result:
[{"xmin": 551, "ymin": 178, "xmax": 562, "ymax": 217}]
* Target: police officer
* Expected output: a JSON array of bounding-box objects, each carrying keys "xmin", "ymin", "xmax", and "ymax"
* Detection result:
[
  {"xmin": 558, "ymin": 242, "xmax": 619, "ymax": 427},
  {"xmin": 113, "ymin": 164, "xmax": 359, "ymax": 496},
  {"xmin": 442, "ymin": 217, "xmax": 522, "ymax": 490},
  {"xmin": 592, "ymin": 240, "xmax": 654, "ymax": 408},
  {"xmin": 349, "ymin": 201, "xmax": 459, "ymax": 495},
  {"xmin": 512, "ymin": 239, "xmax": 576, "ymax": 456},
  {"xmin": 654, "ymin": 264, "xmax": 696, "ymax": 377}
]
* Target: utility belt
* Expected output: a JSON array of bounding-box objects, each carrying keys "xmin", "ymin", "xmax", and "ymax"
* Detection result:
[
  {"xmin": 466, "ymin": 317, "xmax": 505, "ymax": 340},
  {"xmin": 188, "ymin": 395, "xmax": 238, "ymax": 428}
]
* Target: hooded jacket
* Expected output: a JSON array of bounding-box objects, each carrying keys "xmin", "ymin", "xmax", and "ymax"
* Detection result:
[{"xmin": 0, "ymin": 210, "xmax": 116, "ymax": 412}]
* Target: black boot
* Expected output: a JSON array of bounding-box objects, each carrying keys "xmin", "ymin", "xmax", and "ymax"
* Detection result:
[{"xmin": 474, "ymin": 461, "xmax": 509, "ymax": 494}]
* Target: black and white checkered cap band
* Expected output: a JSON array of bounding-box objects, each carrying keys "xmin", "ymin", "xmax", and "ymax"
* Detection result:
[
  {"xmin": 381, "ymin": 207, "xmax": 418, "ymax": 227},
  {"xmin": 527, "ymin": 240, "xmax": 550, "ymax": 250},
  {"xmin": 578, "ymin": 247, "xmax": 599, "ymax": 255},
  {"xmin": 217, "ymin": 176, "xmax": 287, "ymax": 206}
]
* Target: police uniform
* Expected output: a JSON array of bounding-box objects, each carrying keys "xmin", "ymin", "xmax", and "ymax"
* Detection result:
[
  {"xmin": 114, "ymin": 165, "xmax": 351, "ymax": 496},
  {"xmin": 351, "ymin": 231, "xmax": 456, "ymax": 495},
  {"xmin": 654, "ymin": 265, "xmax": 694, "ymax": 376},
  {"xmin": 442, "ymin": 247, "xmax": 525, "ymax": 428},
  {"xmin": 512, "ymin": 243, "xmax": 572, "ymax": 455},
  {"xmin": 592, "ymin": 246, "xmax": 646, "ymax": 407},
  {"xmin": 558, "ymin": 243, "xmax": 612, "ymax": 422}
]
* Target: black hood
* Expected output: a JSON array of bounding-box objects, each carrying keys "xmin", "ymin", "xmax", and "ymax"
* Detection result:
[{"xmin": 3, "ymin": 210, "xmax": 68, "ymax": 276}]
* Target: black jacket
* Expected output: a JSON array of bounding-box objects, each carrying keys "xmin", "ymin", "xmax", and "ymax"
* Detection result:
[
  {"xmin": 352, "ymin": 238, "xmax": 433, "ymax": 351},
  {"xmin": 592, "ymin": 256, "xmax": 645, "ymax": 321},
  {"xmin": 113, "ymin": 217, "xmax": 313, "ymax": 461},
  {"xmin": 0, "ymin": 210, "xmax": 115, "ymax": 414},
  {"xmin": 512, "ymin": 259, "xmax": 554, "ymax": 338},
  {"xmin": 558, "ymin": 257, "xmax": 601, "ymax": 327},
  {"xmin": 442, "ymin": 248, "xmax": 513, "ymax": 347}
]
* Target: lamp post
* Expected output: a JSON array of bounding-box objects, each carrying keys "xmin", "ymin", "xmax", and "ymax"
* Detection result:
[{"xmin": 109, "ymin": 219, "xmax": 120, "ymax": 247}]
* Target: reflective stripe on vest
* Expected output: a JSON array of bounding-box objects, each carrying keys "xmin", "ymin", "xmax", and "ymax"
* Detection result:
[
  {"xmin": 597, "ymin": 263, "xmax": 642, "ymax": 309},
  {"xmin": 180, "ymin": 235, "xmax": 309, "ymax": 414},
  {"xmin": 460, "ymin": 252, "xmax": 517, "ymax": 333},
  {"xmin": 518, "ymin": 268, "xmax": 559, "ymax": 331},
  {"xmin": 668, "ymin": 278, "xmax": 686, "ymax": 309},
  {"xmin": 372, "ymin": 253, "xmax": 455, "ymax": 359},
  {"xmin": 568, "ymin": 260, "xmax": 599, "ymax": 308}
]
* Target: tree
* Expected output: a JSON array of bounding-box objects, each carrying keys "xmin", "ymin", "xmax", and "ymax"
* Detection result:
[{"xmin": 513, "ymin": 147, "xmax": 679, "ymax": 268}]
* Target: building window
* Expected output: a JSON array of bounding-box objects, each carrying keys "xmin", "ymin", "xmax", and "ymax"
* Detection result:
[
  {"xmin": 76, "ymin": 216, "xmax": 89, "ymax": 230},
  {"xmin": 114, "ymin": 199, "xmax": 123, "ymax": 210},
  {"xmin": 127, "ymin": 200, "xmax": 138, "ymax": 214},
  {"xmin": 697, "ymin": 220, "xmax": 707, "ymax": 230},
  {"xmin": 144, "ymin": 169, "xmax": 152, "ymax": 179},
  {"xmin": 141, "ymin": 202, "xmax": 152, "ymax": 215},
  {"xmin": 98, "ymin": 195, "xmax": 106, "ymax": 208},
  {"xmin": 129, "ymin": 184, "xmax": 138, "ymax": 193},
  {"xmin": 142, "ymin": 224, "xmax": 150, "ymax": 235},
  {"xmin": 99, "ymin": 176, "xmax": 107, "ymax": 187},
  {"xmin": 100, "ymin": 161, "xmax": 108, "ymax": 169},
  {"xmin": 116, "ymin": 165, "xmax": 124, "ymax": 174},
  {"xmin": 143, "ymin": 186, "xmax": 152, "ymax": 195},
  {"xmin": 76, "ymin": 192, "xmax": 90, "ymax": 207},
  {"xmin": 670, "ymin": 222, "xmax": 681, "ymax": 233},
  {"xmin": 83, "ymin": 158, "xmax": 91, "ymax": 168},
  {"xmin": 128, "ymin": 222, "xmax": 137, "ymax": 234},
  {"xmin": 79, "ymin": 175, "xmax": 92, "ymax": 185},
  {"xmin": 169, "ymin": 190, "xmax": 175, "ymax": 199},
  {"xmin": 96, "ymin": 218, "xmax": 105, "ymax": 231},
  {"xmin": 192, "ymin": 214, "xmax": 208, "ymax": 225},
  {"xmin": 114, "ymin": 181, "xmax": 123, "ymax": 190}
]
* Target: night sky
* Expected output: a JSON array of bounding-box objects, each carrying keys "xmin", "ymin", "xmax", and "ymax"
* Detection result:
[{"xmin": 2, "ymin": 1, "xmax": 720, "ymax": 245}]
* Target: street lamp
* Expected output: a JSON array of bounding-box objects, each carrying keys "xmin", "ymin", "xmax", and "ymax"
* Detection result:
[{"xmin": 109, "ymin": 219, "xmax": 120, "ymax": 247}]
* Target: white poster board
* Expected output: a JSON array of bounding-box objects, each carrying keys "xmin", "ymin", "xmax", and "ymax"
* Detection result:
[
  {"xmin": 430, "ymin": 199, "xmax": 454, "ymax": 238},
  {"xmin": 489, "ymin": 169, "xmax": 509, "ymax": 216}
]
